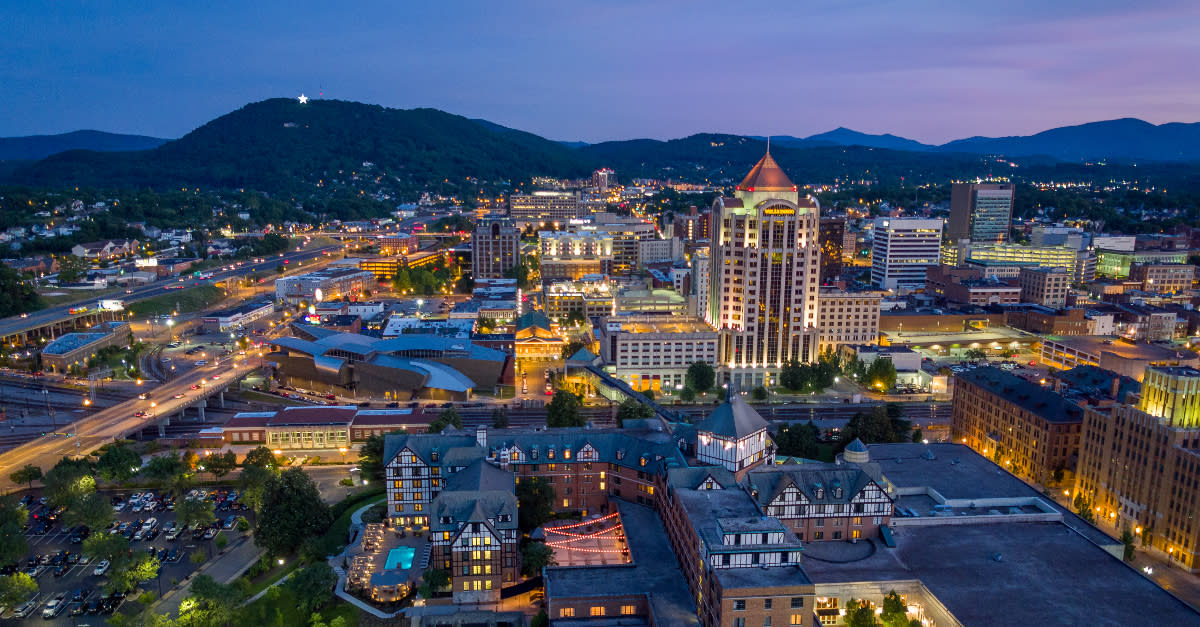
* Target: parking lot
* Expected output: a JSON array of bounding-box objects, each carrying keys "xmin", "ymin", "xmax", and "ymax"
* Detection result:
[{"xmin": 2, "ymin": 487, "xmax": 251, "ymax": 624}]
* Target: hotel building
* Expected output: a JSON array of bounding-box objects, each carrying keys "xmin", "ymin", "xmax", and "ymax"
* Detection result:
[
  {"xmin": 707, "ymin": 151, "xmax": 822, "ymax": 388},
  {"xmin": 870, "ymin": 218, "xmax": 944, "ymax": 291}
]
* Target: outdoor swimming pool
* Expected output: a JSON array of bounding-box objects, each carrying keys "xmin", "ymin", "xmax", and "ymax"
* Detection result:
[{"xmin": 385, "ymin": 546, "xmax": 415, "ymax": 570}]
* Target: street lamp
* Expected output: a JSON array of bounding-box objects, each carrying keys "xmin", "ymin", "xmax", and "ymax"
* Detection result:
[{"xmin": 339, "ymin": 447, "xmax": 347, "ymax": 463}]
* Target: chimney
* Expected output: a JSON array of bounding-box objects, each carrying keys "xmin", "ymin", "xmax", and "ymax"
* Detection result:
[
  {"xmin": 475, "ymin": 425, "xmax": 487, "ymax": 449},
  {"xmin": 1110, "ymin": 375, "xmax": 1121, "ymax": 401}
]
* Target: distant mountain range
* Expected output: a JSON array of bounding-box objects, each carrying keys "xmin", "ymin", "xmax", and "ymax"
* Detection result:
[
  {"xmin": 3, "ymin": 99, "xmax": 1197, "ymax": 198},
  {"xmin": 0, "ymin": 130, "xmax": 167, "ymax": 161},
  {"xmin": 746, "ymin": 118, "xmax": 1200, "ymax": 162}
]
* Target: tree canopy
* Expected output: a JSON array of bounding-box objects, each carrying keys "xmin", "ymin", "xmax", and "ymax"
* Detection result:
[
  {"xmin": 0, "ymin": 498, "xmax": 29, "ymax": 566},
  {"xmin": 685, "ymin": 361, "xmax": 715, "ymax": 393},
  {"xmin": 357, "ymin": 433, "xmax": 387, "ymax": 480},
  {"xmin": 616, "ymin": 397, "xmax": 653, "ymax": 427},
  {"xmin": 8, "ymin": 464, "xmax": 42, "ymax": 489},
  {"xmin": 546, "ymin": 390, "xmax": 584, "ymax": 428},
  {"xmin": 516, "ymin": 477, "xmax": 555, "ymax": 533},
  {"xmin": 242, "ymin": 445, "xmax": 278, "ymax": 469},
  {"xmin": 97, "ymin": 444, "xmax": 142, "ymax": 482},
  {"xmin": 284, "ymin": 562, "xmax": 337, "ymax": 616},
  {"xmin": 428, "ymin": 407, "xmax": 463, "ymax": 433},
  {"xmin": 254, "ymin": 468, "xmax": 333, "ymax": 556}
]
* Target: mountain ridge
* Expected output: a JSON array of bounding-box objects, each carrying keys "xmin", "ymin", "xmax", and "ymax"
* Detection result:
[{"xmin": 0, "ymin": 130, "xmax": 168, "ymax": 161}]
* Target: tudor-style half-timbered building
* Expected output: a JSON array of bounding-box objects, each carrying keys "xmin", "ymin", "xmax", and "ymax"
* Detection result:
[
  {"xmin": 694, "ymin": 393, "xmax": 776, "ymax": 475},
  {"xmin": 428, "ymin": 459, "xmax": 520, "ymax": 604},
  {"xmin": 746, "ymin": 463, "xmax": 894, "ymax": 541},
  {"xmin": 383, "ymin": 434, "xmax": 481, "ymax": 529}
]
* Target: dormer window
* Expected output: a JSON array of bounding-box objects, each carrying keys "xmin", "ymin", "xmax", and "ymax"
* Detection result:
[
  {"xmin": 548, "ymin": 448, "xmax": 555, "ymax": 460},
  {"xmin": 639, "ymin": 456, "xmax": 647, "ymax": 467},
  {"xmin": 616, "ymin": 449, "xmax": 625, "ymax": 460},
  {"xmin": 431, "ymin": 450, "xmax": 440, "ymax": 462},
  {"xmin": 815, "ymin": 487, "xmax": 825, "ymax": 500},
  {"xmin": 440, "ymin": 516, "xmax": 453, "ymax": 525},
  {"xmin": 834, "ymin": 487, "xmax": 843, "ymax": 499},
  {"xmin": 531, "ymin": 449, "xmax": 539, "ymax": 460},
  {"xmin": 564, "ymin": 449, "xmax": 571, "ymax": 460}
]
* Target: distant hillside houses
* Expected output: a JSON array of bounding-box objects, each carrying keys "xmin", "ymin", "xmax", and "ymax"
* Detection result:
[{"xmin": 70, "ymin": 238, "xmax": 140, "ymax": 259}]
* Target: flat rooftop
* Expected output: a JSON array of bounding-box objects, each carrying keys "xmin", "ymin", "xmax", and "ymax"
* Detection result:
[
  {"xmin": 954, "ymin": 366, "xmax": 1084, "ymax": 423},
  {"xmin": 1043, "ymin": 335, "xmax": 1192, "ymax": 361},
  {"xmin": 609, "ymin": 318, "xmax": 715, "ymax": 334},
  {"xmin": 804, "ymin": 522, "xmax": 1199, "ymax": 625},
  {"xmin": 43, "ymin": 332, "xmax": 109, "ymax": 355},
  {"xmin": 545, "ymin": 501, "xmax": 698, "ymax": 626}
]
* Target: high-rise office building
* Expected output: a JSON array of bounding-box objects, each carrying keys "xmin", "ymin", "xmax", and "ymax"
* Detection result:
[
  {"xmin": 591, "ymin": 168, "xmax": 616, "ymax": 191},
  {"xmin": 949, "ymin": 182, "xmax": 1015, "ymax": 244},
  {"xmin": 707, "ymin": 151, "xmax": 821, "ymax": 387},
  {"xmin": 818, "ymin": 218, "xmax": 846, "ymax": 283},
  {"xmin": 471, "ymin": 216, "xmax": 521, "ymax": 280},
  {"xmin": 1075, "ymin": 366, "xmax": 1200, "ymax": 572},
  {"xmin": 870, "ymin": 218, "xmax": 944, "ymax": 290}
]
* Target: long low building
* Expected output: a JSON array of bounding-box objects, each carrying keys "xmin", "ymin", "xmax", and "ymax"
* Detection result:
[
  {"xmin": 41, "ymin": 321, "xmax": 131, "ymax": 373},
  {"xmin": 220, "ymin": 405, "xmax": 433, "ymax": 448},
  {"xmin": 201, "ymin": 301, "xmax": 274, "ymax": 332},
  {"xmin": 275, "ymin": 267, "xmax": 374, "ymax": 305},
  {"xmin": 1039, "ymin": 335, "xmax": 1200, "ymax": 380},
  {"xmin": 595, "ymin": 315, "xmax": 719, "ymax": 392},
  {"xmin": 269, "ymin": 324, "xmax": 513, "ymax": 400}
]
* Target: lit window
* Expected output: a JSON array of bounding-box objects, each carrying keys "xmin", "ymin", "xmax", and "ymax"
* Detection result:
[
  {"xmin": 590, "ymin": 607, "xmax": 606, "ymax": 617},
  {"xmin": 560, "ymin": 609, "xmax": 576, "ymax": 618},
  {"xmin": 621, "ymin": 605, "xmax": 636, "ymax": 615}
]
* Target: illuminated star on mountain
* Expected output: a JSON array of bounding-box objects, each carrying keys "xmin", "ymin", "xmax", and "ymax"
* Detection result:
[{"xmin": 298, "ymin": 94, "xmax": 308, "ymax": 104}]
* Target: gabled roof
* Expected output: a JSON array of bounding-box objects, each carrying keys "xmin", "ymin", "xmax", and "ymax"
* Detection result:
[
  {"xmin": 444, "ymin": 458, "xmax": 515, "ymax": 492},
  {"xmin": 697, "ymin": 395, "xmax": 768, "ymax": 440},
  {"xmin": 737, "ymin": 151, "xmax": 795, "ymax": 192},
  {"xmin": 382, "ymin": 433, "xmax": 477, "ymax": 469},
  {"xmin": 746, "ymin": 463, "xmax": 885, "ymax": 508},
  {"xmin": 516, "ymin": 310, "xmax": 553, "ymax": 332}
]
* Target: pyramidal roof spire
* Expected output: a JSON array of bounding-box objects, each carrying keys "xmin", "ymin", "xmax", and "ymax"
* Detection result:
[{"xmin": 737, "ymin": 146, "xmax": 795, "ymax": 192}]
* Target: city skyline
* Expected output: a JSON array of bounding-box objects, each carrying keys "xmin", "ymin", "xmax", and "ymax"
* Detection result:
[{"xmin": 2, "ymin": 1, "xmax": 1199, "ymax": 142}]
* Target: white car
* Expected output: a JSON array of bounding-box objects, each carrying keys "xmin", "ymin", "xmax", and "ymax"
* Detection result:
[
  {"xmin": 93, "ymin": 560, "xmax": 110, "ymax": 576},
  {"xmin": 143, "ymin": 517, "xmax": 158, "ymax": 531},
  {"xmin": 12, "ymin": 599, "xmax": 37, "ymax": 618},
  {"xmin": 132, "ymin": 501, "xmax": 144, "ymax": 512},
  {"xmin": 132, "ymin": 528, "xmax": 147, "ymax": 541},
  {"xmin": 143, "ymin": 500, "xmax": 158, "ymax": 513},
  {"xmin": 42, "ymin": 594, "xmax": 66, "ymax": 618},
  {"xmin": 113, "ymin": 501, "xmax": 126, "ymax": 512}
]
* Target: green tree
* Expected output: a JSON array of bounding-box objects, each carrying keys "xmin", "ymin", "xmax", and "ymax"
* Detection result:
[
  {"xmin": 9, "ymin": 464, "xmax": 42, "ymax": 489},
  {"xmin": 143, "ymin": 452, "xmax": 186, "ymax": 481},
  {"xmin": 521, "ymin": 541, "xmax": 556, "ymax": 576},
  {"xmin": 204, "ymin": 451, "xmax": 237, "ymax": 477},
  {"xmin": 416, "ymin": 568, "xmax": 450, "ymax": 599},
  {"xmin": 187, "ymin": 573, "xmax": 245, "ymax": 626},
  {"xmin": 391, "ymin": 269, "xmax": 413, "ymax": 294},
  {"xmin": 285, "ymin": 562, "xmax": 337, "ymax": 615},
  {"xmin": 238, "ymin": 464, "xmax": 275, "ymax": 514},
  {"xmin": 774, "ymin": 421, "xmax": 820, "ymax": 459},
  {"xmin": 516, "ymin": 477, "xmax": 555, "ymax": 533},
  {"xmin": 42, "ymin": 457, "xmax": 95, "ymax": 508},
  {"xmin": 357, "ymin": 433, "xmax": 388, "ymax": 480},
  {"xmin": 838, "ymin": 405, "xmax": 911, "ymax": 450},
  {"xmin": 963, "ymin": 348, "xmax": 988, "ymax": 360},
  {"xmin": 242, "ymin": 445, "xmax": 278, "ymax": 468},
  {"xmin": 56, "ymin": 255, "xmax": 89, "ymax": 283},
  {"xmin": 844, "ymin": 598, "xmax": 877, "ymax": 627},
  {"xmin": 561, "ymin": 340, "xmax": 587, "ymax": 360},
  {"xmin": 254, "ymin": 468, "xmax": 333, "ymax": 556},
  {"xmin": 565, "ymin": 309, "xmax": 586, "ymax": 327},
  {"xmin": 429, "ymin": 407, "xmax": 463, "ymax": 433},
  {"xmin": 530, "ymin": 610, "xmax": 549, "ymax": 627},
  {"xmin": 752, "ymin": 386, "xmax": 769, "ymax": 402},
  {"xmin": 62, "ymin": 491, "xmax": 114, "ymax": 531},
  {"xmin": 911, "ymin": 428, "xmax": 923, "ymax": 443},
  {"xmin": 1121, "ymin": 528, "xmax": 1136, "ymax": 562},
  {"xmin": 176, "ymin": 496, "xmax": 217, "ymax": 530},
  {"xmin": 685, "ymin": 361, "xmax": 715, "ymax": 394},
  {"xmin": 0, "ymin": 572, "xmax": 38, "ymax": 608},
  {"xmin": 111, "ymin": 554, "xmax": 160, "ymax": 594},
  {"xmin": 679, "ymin": 387, "xmax": 696, "ymax": 403},
  {"xmin": 0, "ymin": 498, "xmax": 30, "ymax": 566},
  {"xmin": 97, "ymin": 445, "xmax": 142, "ymax": 482},
  {"xmin": 881, "ymin": 590, "xmax": 909, "ymax": 627},
  {"xmin": 491, "ymin": 406, "xmax": 510, "ymax": 429},
  {"xmin": 1073, "ymin": 492, "xmax": 1096, "ymax": 524},
  {"xmin": 615, "ymin": 397, "xmax": 653, "ymax": 427},
  {"xmin": 866, "ymin": 358, "xmax": 897, "ymax": 392},
  {"xmin": 546, "ymin": 389, "xmax": 584, "ymax": 428}
]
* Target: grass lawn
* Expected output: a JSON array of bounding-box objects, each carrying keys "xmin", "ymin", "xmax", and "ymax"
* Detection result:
[
  {"xmin": 241, "ymin": 582, "xmax": 360, "ymax": 627},
  {"xmin": 128, "ymin": 284, "xmax": 226, "ymax": 317},
  {"xmin": 241, "ymin": 557, "xmax": 306, "ymax": 599},
  {"xmin": 314, "ymin": 495, "xmax": 386, "ymax": 557},
  {"xmin": 40, "ymin": 285, "xmax": 125, "ymax": 307}
]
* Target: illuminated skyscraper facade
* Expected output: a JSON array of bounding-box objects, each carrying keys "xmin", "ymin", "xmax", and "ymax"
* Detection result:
[{"xmin": 707, "ymin": 151, "xmax": 821, "ymax": 388}]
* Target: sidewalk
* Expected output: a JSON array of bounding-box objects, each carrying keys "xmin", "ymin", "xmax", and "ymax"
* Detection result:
[
  {"xmin": 152, "ymin": 533, "xmax": 264, "ymax": 617},
  {"xmin": 328, "ymin": 499, "xmax": 404, "ymax": 620}
]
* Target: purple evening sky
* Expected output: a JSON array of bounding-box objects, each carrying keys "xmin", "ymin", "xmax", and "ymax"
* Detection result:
[{"xmin": 2, "ymin": 1, "xmax": 1198, "ymax": 143}]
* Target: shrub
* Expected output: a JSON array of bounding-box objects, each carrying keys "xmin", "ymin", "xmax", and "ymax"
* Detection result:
[
  {"xmin": 190, "ymin": 551, "xmax": 207, "ymax": 566},
  {"xmin": 215, "ymin": 534, "xmax": 229, "ymax": 550}
]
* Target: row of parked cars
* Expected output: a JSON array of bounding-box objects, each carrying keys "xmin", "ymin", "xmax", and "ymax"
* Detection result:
[
  {"xmin": 112, "ymin": 491, "xmax": 174, "ymax": 514},
  {"xmin": 10, "ymin": 589, "xmax": 127, "ymax": 618}
]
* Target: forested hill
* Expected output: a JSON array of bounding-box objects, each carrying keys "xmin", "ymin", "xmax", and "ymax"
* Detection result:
[{"xmin": 10, "ymin": 99, "xmax": 596, "ymax": 196}]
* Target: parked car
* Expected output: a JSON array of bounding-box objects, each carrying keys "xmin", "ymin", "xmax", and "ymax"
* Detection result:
[
  {"xmin": 166, "ymin": 547, "xmax": 180, "ymax": 562},
  {"xmin": 93, "ymin": 560, "xmax": 110, "ymax": 576},
  {"xmin": 43, "ymin": 593, "xmax": 67, "ymax": 618},
  {"xmin": 203, "ymin": 527, "xmax": 217, "ymax": 540},
  {"xmin": 13, "ymin": 598, "xmax": 38, "ymax": 618}
]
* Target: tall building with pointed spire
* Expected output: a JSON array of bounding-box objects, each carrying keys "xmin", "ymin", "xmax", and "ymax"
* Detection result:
[{"xmin": 706, "ymin": 151, "xmax": 821, "ymax": 389}]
